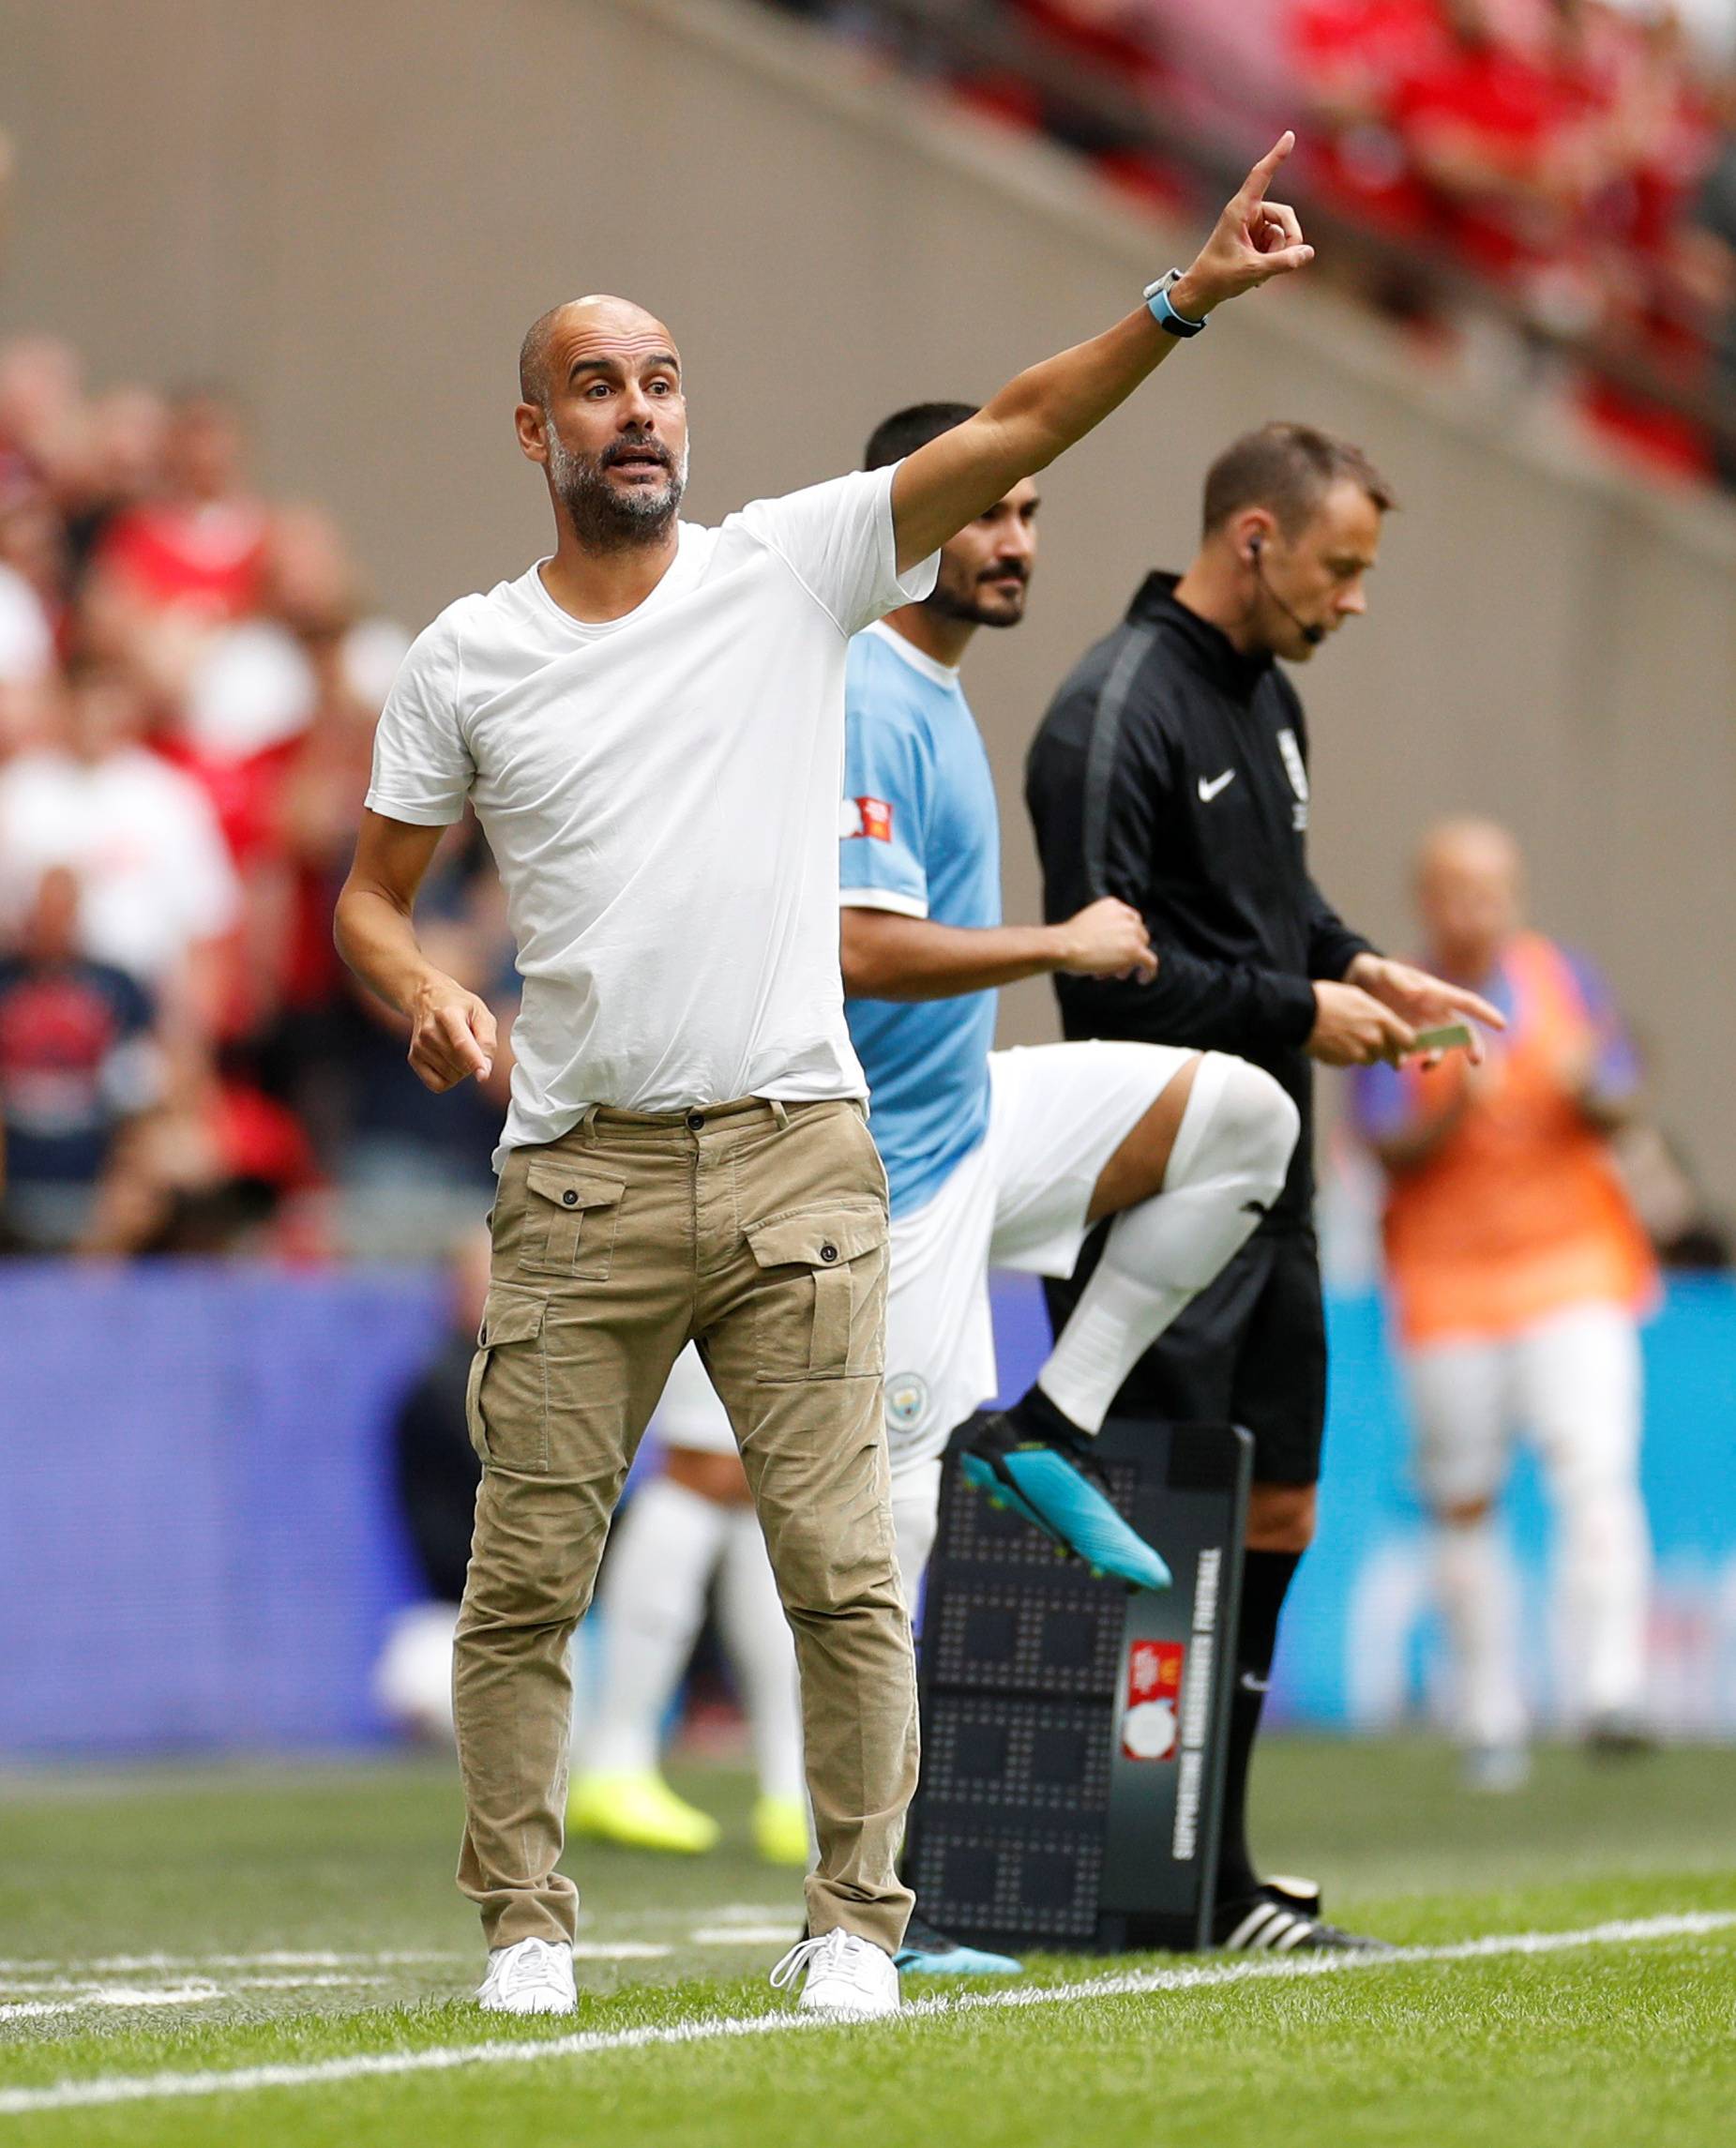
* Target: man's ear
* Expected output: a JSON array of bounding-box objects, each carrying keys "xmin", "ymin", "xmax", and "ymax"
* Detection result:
[
  {"xmin": 514, "ymin": 401, "xmax": 549, "ymax": 465},
  {"xmin": 1231, "ymin": 507, "xmax": 1276, "ymax": 566}
]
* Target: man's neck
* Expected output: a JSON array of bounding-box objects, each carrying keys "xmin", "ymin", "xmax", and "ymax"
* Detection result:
[
  {"xmin": 1171, "ymin": 552, "xmax": 1264, "ymax": 658},
  {"xmin": 882, "ymin": 600, "xmax": 973, "ymax": 671},
  {"xmin": 538, "ymin": 522, "xmax": 680, "ymax": 626}
]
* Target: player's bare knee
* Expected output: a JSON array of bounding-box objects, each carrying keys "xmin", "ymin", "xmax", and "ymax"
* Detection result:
[{"xmin": 1245, "ymin": 1479, "xmax": 1317, "ymax": 1551}]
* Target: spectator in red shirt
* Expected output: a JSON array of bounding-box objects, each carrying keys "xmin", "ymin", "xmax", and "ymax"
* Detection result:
[
  {"xmin": 1291, "ymin": 0, "xmax": 1451, "ymax": 230},
  {"xmin": 60, "ymin": 385, "xmax": 170, "ymax": 588},
  {"xmin": 1394, "ymin": 0, "xmax": 1613, "ymax": 288},
  {"xmin": 94, "ymin": 388, "xmax": 267, "ymax": 624}
]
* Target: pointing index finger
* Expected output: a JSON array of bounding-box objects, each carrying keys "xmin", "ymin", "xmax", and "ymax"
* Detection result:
[
  {"xmin": 1452, "ymin": 987, "xmax": 1507, "ymax": 1030},
  {"xmin": 1239, "ymin": 130, "xmax": 1295, "ymax": 206}
]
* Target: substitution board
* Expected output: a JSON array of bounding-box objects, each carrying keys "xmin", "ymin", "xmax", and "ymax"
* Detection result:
[{"xmin": 904, "ymin": 1418, "xmax": 1251, "ymax": 1954}]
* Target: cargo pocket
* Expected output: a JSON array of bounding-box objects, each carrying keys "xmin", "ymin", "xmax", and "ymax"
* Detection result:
[
  {"xmin": 744, "ymin": 1202, "xmax": 888, "ymax": 1383},
  {"xmin": 518, "ymin": 1163, "xmax": 626, "ymax": 1281},
  {"xmin": 465, "ymin": 1286, "xmax": 549, "ymax": 1472}
]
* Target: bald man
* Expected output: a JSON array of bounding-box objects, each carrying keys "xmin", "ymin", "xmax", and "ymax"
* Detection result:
[
  {"xmin": 336, "ymin": 140, "xmax": 1314, "ymax": 2020},
  {"xmin": 1352, "ymin": 820, "xmax": 1657, "ymax": 1788}
]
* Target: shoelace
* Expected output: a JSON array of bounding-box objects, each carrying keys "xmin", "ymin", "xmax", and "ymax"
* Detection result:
[
  {"xmin": 769, "ymin": 1929, "xmax": 883, "ymax": 1993},
  {"xmin": 769, "ymin": 1933, "xmax": 832, "ymax": 1990},
  {"xmin": 498, "ymin": 1939, "xmax": 566, "ymax": 1996}
]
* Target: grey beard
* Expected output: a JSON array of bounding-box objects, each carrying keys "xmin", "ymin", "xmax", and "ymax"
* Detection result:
[{"xmin": 546, "ymin": 432, "xmax": 686, "ymax": 552}]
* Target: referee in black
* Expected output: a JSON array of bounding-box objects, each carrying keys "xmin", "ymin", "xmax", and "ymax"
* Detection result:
[{"xmin": 1026, "ymin": 422, "xmax": 1501, "ymax": 1953}]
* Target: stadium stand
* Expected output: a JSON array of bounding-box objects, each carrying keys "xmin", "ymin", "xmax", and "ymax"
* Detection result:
[
  {"xmin": 0, "ymin": 346, "xmax": 510, "ymax": 1260},
  {"xmin": 762, "ymin": 0, "xmax": 1736, "ymax": 481}
]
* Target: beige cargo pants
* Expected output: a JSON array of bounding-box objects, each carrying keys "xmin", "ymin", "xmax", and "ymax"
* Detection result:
[{"xmin": 454, "ymin": 1095, "xmax": 918, "ymax": 1957}]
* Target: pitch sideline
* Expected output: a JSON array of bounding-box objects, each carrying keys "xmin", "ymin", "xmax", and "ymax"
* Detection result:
[{"xmin": 1, "ymin": 1912, "xmax": 1730, "ymax": 2119}]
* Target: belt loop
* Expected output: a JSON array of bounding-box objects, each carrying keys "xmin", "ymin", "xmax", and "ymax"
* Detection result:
[
  {"xmin": 767, "ymin": 1099, "xmax": 790, "ymax": 1130},
  {"xmin": 577, "ymin": 1102, "xmax": 600, "ymax": 1143}
]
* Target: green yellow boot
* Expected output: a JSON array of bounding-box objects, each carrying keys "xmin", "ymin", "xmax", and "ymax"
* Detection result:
[
  {"xmin": 752, "ymin": 1793, "xmax": 811, "ymax": 1868},
  {"xmin": 567, "ymin": 1769, "xmax": 721, "ymax": 1854}
]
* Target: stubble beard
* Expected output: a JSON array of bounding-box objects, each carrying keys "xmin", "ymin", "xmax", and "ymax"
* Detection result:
[{"xmin": 545, "ymin": 427, "xmax": 688, "ymax": 553}]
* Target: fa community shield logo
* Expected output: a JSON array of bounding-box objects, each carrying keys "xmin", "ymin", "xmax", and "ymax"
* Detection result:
[{"xmin": 884, "ymin": 1374, "xmax": 928, "ymax": 1435}]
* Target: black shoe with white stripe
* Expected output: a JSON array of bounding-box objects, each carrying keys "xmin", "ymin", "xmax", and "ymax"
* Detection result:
[{"xmin": 1214, "ymin": 1877, "xmax": 1395, "ymax": 1956}]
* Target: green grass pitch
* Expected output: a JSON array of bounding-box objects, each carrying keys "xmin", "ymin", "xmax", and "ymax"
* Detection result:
[{"xmin": 1, "ymin": 1738, "xmax": 1732, "ymax": 2147}]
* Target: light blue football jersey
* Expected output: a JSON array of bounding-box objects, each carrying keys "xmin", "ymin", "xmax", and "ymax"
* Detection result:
[{"xmin": 839, "ymin": 621, "xmax": 1002, "ymax": 1217}]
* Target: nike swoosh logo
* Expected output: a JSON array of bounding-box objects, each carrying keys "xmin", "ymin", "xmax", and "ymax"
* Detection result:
[{"xmin": 1198, "ymin": 769, "xmax": 1237, "ymax": 802}]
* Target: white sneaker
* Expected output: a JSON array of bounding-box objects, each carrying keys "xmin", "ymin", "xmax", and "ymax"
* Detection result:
[
  {"xmin": 476, "ymin": 1936, "xmax": 578, "ymax": 2015},
  {"xmin": 770, "ymin": 1929, "xmax": 900, "ymax": 2018}
]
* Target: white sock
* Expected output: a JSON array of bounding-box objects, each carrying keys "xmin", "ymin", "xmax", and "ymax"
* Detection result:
[
  {"xmin": 890, "ymin": 1460, "xmax": 943, "ymax": 1613},
  {"xmin": 1038, "ymin": 1054, "xmax": 1299, "ymax": 1434},
  {"xmin": 1558, "ymin": 1476, "xmax": 1652, "ymax": 1723},
  {"xmin": 717, "ymin": 1508, "xmax": 805, "ymax": 1804},
  {"xmin": 582, "ymin": 1475, "xmax": 728, "ymax": 1777},
  {"xmin": 1435, "ymin": 1515, "xmax": 1527, "ymax": 1750}
]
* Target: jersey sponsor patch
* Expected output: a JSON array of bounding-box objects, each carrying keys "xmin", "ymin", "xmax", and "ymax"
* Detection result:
[
  {"xmin": 1121, "ymin": 1640, "xmax": 1185, "ymax": 1762},
  {"xmin": 839, "ymin": 794, "xmax": 894, "ymax": 842}
]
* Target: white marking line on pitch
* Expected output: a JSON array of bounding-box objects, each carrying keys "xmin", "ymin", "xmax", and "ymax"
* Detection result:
[
  {"xmin": 0, "ymin": 1952, "xmax": 460, "ymax": 1975},
  {"xmin": 0, "ymin": 1911, "xmax": 1729, "ymax": 2118},
  {"xmin": 0, "ymin": 1944, "xmax": 668, "ymax": 1980},
  {"xmin": 0, "ymin": 1989, "xmax": 223, "ymax": 2025},
  {"xmin": 689, "ymin": 1926, "xmax": 801, "ymax": 1946},
  {"xmin": 0, "ymin": 1976, "xmax": 391, "ymax": 2021}
]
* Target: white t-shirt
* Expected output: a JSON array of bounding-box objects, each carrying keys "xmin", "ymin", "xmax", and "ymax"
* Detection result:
[
  {"xmin": 0, "ymin": 747, "xmax": 241, "ymax": 981},
  {"xmin": 0, "ymin": 563, "xmax": 53, "ymax": 686},
  {"xmin": 184, "ymin": 618, "xmax": 318, "ymax": 759},
  {"xmin": 367, "ymin": 463, "xmax": 938, "ymax": 1164}
]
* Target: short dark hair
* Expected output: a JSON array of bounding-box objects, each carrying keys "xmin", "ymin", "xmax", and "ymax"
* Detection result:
[
  {"xmin": 863, "ymin": 401, "xmax": 978, "ymax": 472},
  {"xmin": 1201, "ymin": 422, "xmax": 1396, "ymax": 538}
]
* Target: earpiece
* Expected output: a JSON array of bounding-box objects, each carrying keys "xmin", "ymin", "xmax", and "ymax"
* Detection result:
[{"xmin": 1247, "ymin": 528, "xmax": 1325, "ymax": 646}]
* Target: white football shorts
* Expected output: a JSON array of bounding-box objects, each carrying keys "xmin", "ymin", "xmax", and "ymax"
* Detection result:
[
  {"xmin": 1403, "ymin": 1297, "xmax": 1643, "ymax": 1512},
  {"xmin": 651, "ymin": 1039, "xmax": 1196, "ymax": 1471}
]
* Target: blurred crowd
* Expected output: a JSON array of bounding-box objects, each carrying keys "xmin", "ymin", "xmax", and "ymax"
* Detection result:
[
  {"xmin": 0, "ymin": 337, "xmax": 513, "ymax": 1263},
  {"xmin": 772, "ymin": 0, "xmax": 1736, "ymax": 480}
]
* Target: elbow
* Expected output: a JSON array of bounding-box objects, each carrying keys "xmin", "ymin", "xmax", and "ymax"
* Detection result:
[
  {"xmin": 841, "ymin": 953, "xmax": 886, "ymax": 1001},
  {"xmin": 331, "ymin": 873, "xmax": 378, "ymax": 973},
  {"xmin": 331, "ymin": 878, "xmax": 358, "ymax": 966}
]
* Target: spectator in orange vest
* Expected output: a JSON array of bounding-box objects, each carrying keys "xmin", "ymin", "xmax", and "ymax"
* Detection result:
[{"xmin": 1352, "ymin": 817, "xmax": 1656, "ymax": 1787}]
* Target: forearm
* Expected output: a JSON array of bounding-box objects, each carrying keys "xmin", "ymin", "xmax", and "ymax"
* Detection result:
[
  {"xmin": 976, "ymin": 307, "xmax": 1180, "ymax": 493},
  {"xmin": 1057, "ymin": 948, "xmax": 1316, "ymax": 1055},
  {"xmin": 894, "ymin": 132, "xmax": 1308, "ymax": 565},
  {"xmin": 334, "ymin": 882, "xmax": 448, "ymax": 1016},
  {"xmin": 843, "ymin": 912, "xmax": 1064, "ymax": 1001}
]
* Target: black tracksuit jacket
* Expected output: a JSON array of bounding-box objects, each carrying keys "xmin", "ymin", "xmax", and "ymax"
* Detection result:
[{"xmin": 1024, "ymin": 571, "xmax": 1375, "ymax": 1231}]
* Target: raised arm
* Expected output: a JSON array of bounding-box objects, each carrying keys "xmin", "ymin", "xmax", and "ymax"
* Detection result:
[
  {"xmin": 890, "ymin": 134, "xmax": 1313, "ymax": 570},
  {"xmin": 335, "ymin": 809, "xmax": 499, "ymax": 1092}
]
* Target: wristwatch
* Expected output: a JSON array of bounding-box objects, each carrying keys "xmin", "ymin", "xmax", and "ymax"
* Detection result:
[{"xmin": 1144, "ymin": 268, "xmax": 1208, "ymax": 338}]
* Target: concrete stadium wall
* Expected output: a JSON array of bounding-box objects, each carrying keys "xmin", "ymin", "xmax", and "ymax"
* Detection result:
[{"xmin": 4, "ymin": 0, "xmax": 1734, "ymax": 1197}]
